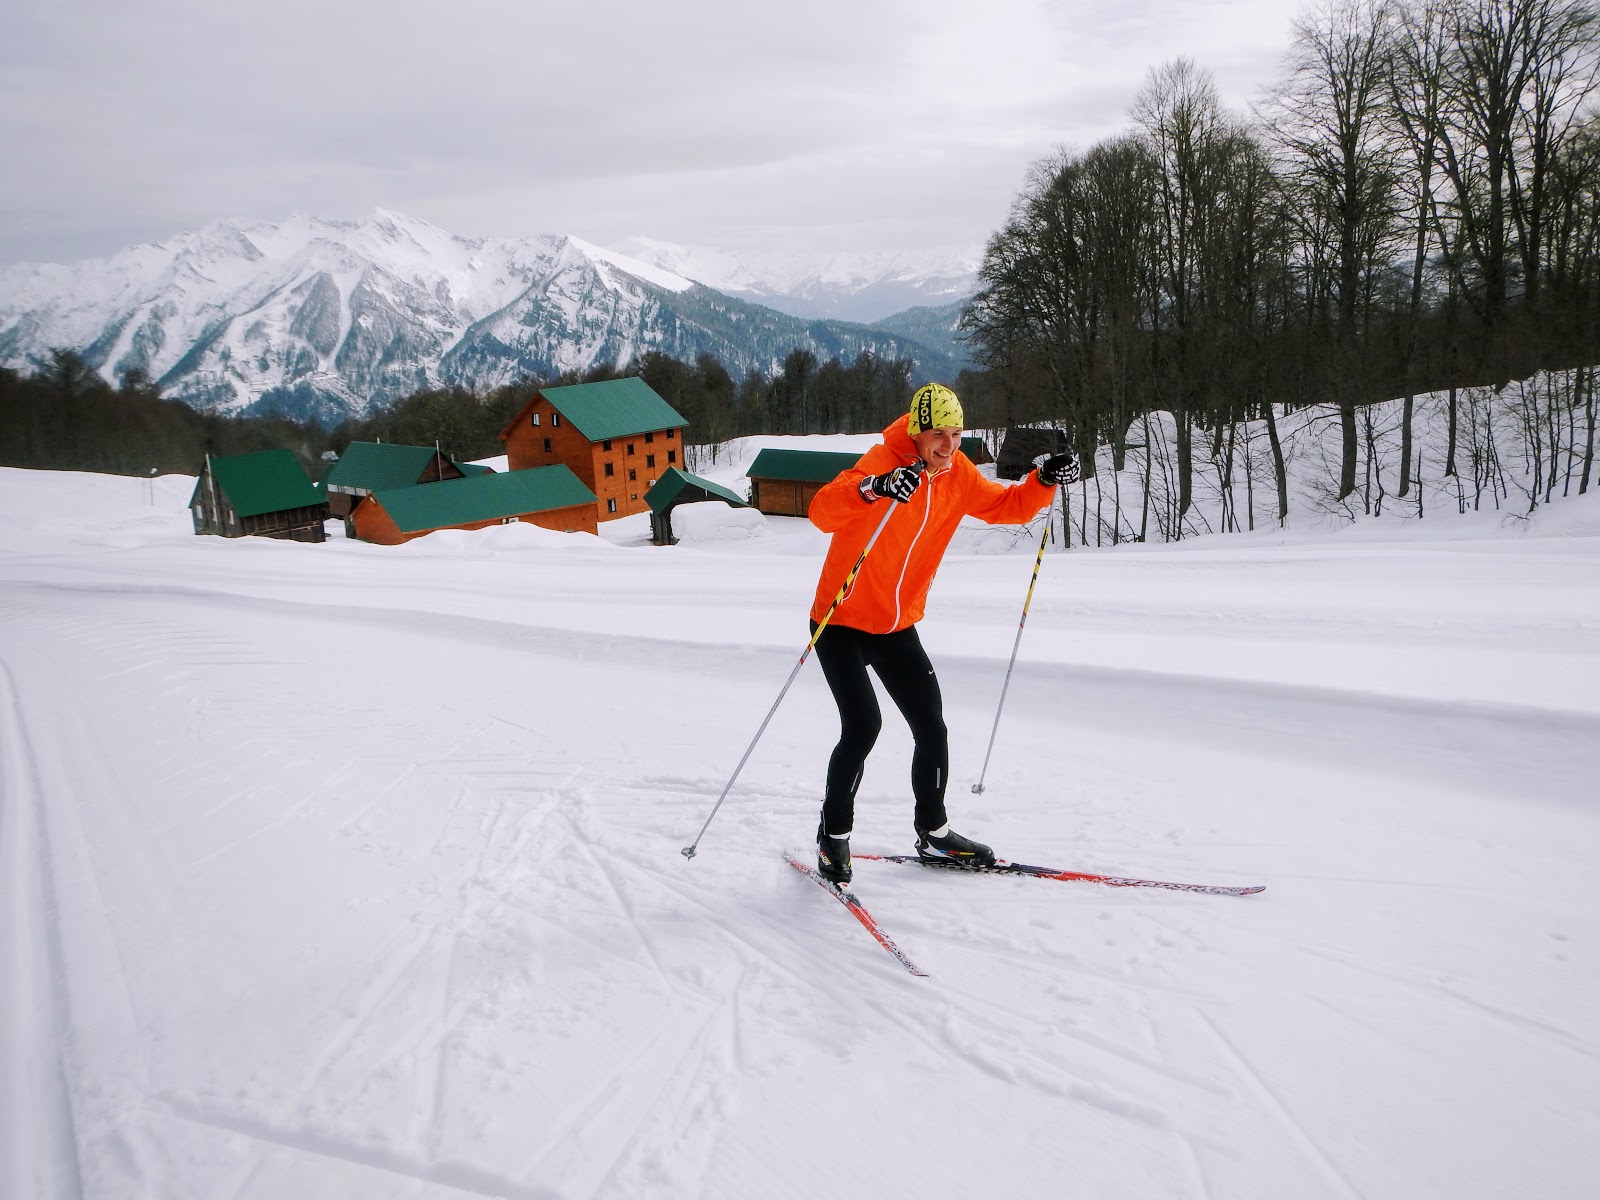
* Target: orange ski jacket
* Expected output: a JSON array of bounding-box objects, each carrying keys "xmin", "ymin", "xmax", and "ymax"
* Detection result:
[{"xmin": 808, "ymin": 414, "xmax": 1056, "ymax": 634}]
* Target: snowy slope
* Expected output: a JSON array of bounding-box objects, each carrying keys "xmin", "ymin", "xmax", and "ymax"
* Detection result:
[{"xmin": 1, "ymin": 457, "xmax": 1597, "ymax": 1199}]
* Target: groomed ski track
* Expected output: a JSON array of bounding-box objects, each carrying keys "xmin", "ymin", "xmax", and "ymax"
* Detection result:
[{"xmin": 2, "ymin": 469, "xmax": 1597, "ymax": 1198}]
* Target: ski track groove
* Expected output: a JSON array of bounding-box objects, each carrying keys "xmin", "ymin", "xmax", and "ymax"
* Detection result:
[
  {"xmin": 0, "ymin": 656, "xmax": 87, "ymax": 1199},
  {"xmin": 288, "ymin": 921, "xmax": 448, "ymax": 1112},
  {"xmin": 564, "ymin": 811, "xmax": 685, "ymax": 995},
  {"xmin": 1140, "ymin": 996, "xmax": 1219, "ymax": 1200},
  {"xmin": 158, "ymin": 1094, "xmax": 562, "ymax": 1200},
  {"xmin": 1297, "ymin": 942, "xmax": 1597, "ymax": 1062},
  {"xmin": 935, "ymin": 965, "xmax": 1228, "ymax": 1099},
  {"xmin": 417, "ymin": 786, "xmax": 514, "ymax": 1158},
  {"xmin": 1194, "ymin": 1009, "xmax": 1368, "ymax": 1200},
  {"xmin": 508, "ymin": 1012, "xmax": 721, "ymax": 1187}
]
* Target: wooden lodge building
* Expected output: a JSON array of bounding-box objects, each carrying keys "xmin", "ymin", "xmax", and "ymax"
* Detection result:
[
  {"xmin": 643, "ymin": 466, "xmax": 750, "ymax": 545},
  {"xmin": 191, "ymin": 449, "xmax": 328, "ymax": 542},
  {"xmin": 351, "ymin": 465, "xmax": 599, "ymax": 545},
  {"xmin": 500, "ymin": 378, "xmax": 688, "ymax": 522},
  {"xmin": 745, "ymin": 449, "xmax": 862, "ymax": 517},
  {"xmin": 323, "ymin": 441, "xmax": 492, "ymax": 514},
  {"xmin": 744, "ymin": 439, "xmax": 995, "ymax": 518}
]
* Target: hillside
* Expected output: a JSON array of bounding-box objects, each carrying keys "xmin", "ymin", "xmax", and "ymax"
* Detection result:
[{"xmin": 2, "ymin": 388, "xmax": 1596, "ymax": 1195}]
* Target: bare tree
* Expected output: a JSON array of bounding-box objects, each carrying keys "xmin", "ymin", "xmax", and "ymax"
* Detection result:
[
  {"xmin": 1131, "ymin": 59, "xmax": 1244, "ymax": 522},
  {"xmin": 1265, "ymin": 0, "xmax": 1404, "ymax": 499}
]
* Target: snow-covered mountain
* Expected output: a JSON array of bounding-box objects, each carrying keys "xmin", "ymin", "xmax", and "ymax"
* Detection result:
[
  {"xmin": 612, "ymin": 235, "xmax": 979, "ymax": 323},
  {"xmin": 0, "ymin": 211, "xmax": 969, "ymax": 424}
]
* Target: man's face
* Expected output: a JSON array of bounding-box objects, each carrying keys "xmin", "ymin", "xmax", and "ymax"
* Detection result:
[{"xmin": 912, "ymin": 426, "xmax": 962, "ymax": 471}]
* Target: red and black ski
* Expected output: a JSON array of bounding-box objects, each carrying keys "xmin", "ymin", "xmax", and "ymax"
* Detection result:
[
  {"xmin": 856, "ymin": 853, "xmax": 1265, "ymax": 897},
  {"xmin": 783, "ymin": 852, "xmax": 927, "ymax": 976}
]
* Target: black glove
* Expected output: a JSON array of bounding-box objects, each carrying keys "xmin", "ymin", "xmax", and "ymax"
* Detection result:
[
  {"xmin": 860, "ymin": 464, "xmax": 922, "ymax": 504},
  {"xmin": 1034, "ymin": 452, "xmax": 1080, "ymax": 486}
]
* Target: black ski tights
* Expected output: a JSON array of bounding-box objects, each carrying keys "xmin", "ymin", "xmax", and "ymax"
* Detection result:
[{"xmin": 812, "ymin": 622, "xmax": 948, "ymax": 836}]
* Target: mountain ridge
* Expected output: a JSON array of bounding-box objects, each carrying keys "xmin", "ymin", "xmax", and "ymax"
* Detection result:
[{"xmin": 0, "ymin": 211, "xmax": 974, "ymax": 426}]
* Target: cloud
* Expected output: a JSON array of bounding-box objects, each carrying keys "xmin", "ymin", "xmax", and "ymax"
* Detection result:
[{"xmin": 0, "ymin": 0, "xmax": 1305, "ymax": 267}]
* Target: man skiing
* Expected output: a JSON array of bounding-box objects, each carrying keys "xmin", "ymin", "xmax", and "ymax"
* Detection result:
[{"xmin": 807, "ymin": 382, "xmax": 1078, "ymax": 884}]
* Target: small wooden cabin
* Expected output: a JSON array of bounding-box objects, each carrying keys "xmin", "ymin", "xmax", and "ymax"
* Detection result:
[
  {"xmin": 961, "ymin": 435, "xmax": 995, "ymax": 466},
  {"xmin": 191, "ymin": 449, "xmax": 328, "ymax": 542},
  {"xmin": 643, "ymin": 466, "xmax": 750, "ymax": 545},
  {"xmin": 745, "ymin": 449, "xmax": 863, "ymax": 517},
  {"xmin": 351, "ymin": 465, "xmax": 599, "ymax": 545},
  {"xmin": 499, "ymin": 377, "xmax": 688, "ymax": 522}
]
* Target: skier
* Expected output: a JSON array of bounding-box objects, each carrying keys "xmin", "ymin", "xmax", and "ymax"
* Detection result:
[{"xmin": 808, "ymin": 382, "xmax": 1078, "ymax": 884}]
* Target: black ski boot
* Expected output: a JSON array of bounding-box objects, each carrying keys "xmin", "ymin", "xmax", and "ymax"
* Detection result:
[
  {"xmin": 915, "ymin": 826, "xmax": 996, "ymax": 868},
  {"xmin": 816, "ymin": 822, "xmax": 852, "ymax": 886}
]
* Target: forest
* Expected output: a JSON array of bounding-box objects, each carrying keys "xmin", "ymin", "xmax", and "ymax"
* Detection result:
[
  {"xmin": 0, "ymin": 348, "xmax": 922, "ymax": 478},
  {"xmin": 963, "ymin": 0, "xmax": 1600, "ymax": 522}
]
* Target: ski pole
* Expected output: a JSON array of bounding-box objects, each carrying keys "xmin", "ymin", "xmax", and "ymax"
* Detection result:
[
  {"xmin": 971, "ymin": 503, "xmax": 1054, "ymax": 794},
  {"xmin": 681, "ymin": 461, "xmax": 922, "ymax": 860}
]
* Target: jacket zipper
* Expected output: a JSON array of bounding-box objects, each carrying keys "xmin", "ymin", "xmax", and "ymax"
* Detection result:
[{"xmin": 889, "ymin": 465, "xmax": 936, "ymax": 630}]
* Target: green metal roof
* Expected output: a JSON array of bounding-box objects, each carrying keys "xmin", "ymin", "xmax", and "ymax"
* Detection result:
[
  {"xmin": 644, "ymin": 466, "xmax": 749, "ymax": 515},
  {"xmin": 538, "ymin": 377, "xmax": 688, "ymax": 442},
  {"xmin": 371, "ymin": 465, "xmax": 596, "ymax": 534},
  {"xmin": 746, "ymin": 448, "xmax": 863, "ymax": 484},
  {"xmin": 323, "ymin": 442, "xmax": 467, "ymax": 491},
  {"xmin": 203, "ymin": 449, "xmax": 324, "ymax": 517}
]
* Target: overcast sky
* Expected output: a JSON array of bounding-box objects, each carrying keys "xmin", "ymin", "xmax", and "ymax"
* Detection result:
[{"xmin": 0, "ymin": 0, "xmax": 1309, "ymax": 269}]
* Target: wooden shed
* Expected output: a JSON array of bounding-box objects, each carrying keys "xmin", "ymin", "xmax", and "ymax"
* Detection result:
[
  {"xmin": 351, "ymin": 465, "xmax": 599, "ymax": 545},
  {"xmin": 961, "ymin": 435, "xmax": 995, "ymax": 466},
  {"xmin": 190, "ymin": 449, "xmax": 328, "ymax": 542},
  {"xmin": 499, "ymin": 377, "xmax": 688, "ymax": 522},
  {"xmin": 643, "ymin": 466, "xmax": 750, "ymax": 545},
  {"xmin": 745, "ymin": 449, "xmax": 863, "ymax": 517}
]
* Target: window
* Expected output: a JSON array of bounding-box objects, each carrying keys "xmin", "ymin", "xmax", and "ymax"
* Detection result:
[
  {"xmin": 630, "ymin": 493, "xmax": 638, "ymax": 500},
  {"xmin": 552, "ymin": 413, "xmax": 561, "ymax": 426},
  {"xmin": 667, "ymin": 428, "xmax": 676, "ymax": 440},
  {"xmin": 646, "ymin": 454, "xmax": 655, "ymax": 468},
  {"xmin": 604, "ymin": 462, "xmax": 614, "ymax": 477},
  {"xmin": 543, "ymin": 437, "xmax": 552, "ymax": 452},
  {"xmin": 645, "ymin": 431, "xmax": 654, "ymax": 444},
  {"xmin": 602, "ymin": 439, "xmax": 612, "ymax": 451},
  {"xmin": 626, "ymin": 443, "xmax": 635, "ymax": 455},
  {"xmin": 606, "ymin": 498, "xmax": 617, "ymax": 513},
  {"xmin": 531, "ymin": 412, "xmax": 541, "ymax": 426},
  {"xmin": 667, "ymin": 449, "xmax": 676, "ymax": 464},
  {"xmin": 628, "ymin": 468, "xmax": 636, "ymax": 482}
]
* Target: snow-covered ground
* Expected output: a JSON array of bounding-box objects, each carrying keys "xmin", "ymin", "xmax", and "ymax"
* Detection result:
[{"xmin": 2, "ymin": 456, "xmax": 1597, "ymax": 1199}]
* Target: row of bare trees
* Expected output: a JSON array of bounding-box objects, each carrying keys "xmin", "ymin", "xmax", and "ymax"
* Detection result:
[{"xmin": 964, "ymin": 0, "xmax": 1600, "ymax": 533}]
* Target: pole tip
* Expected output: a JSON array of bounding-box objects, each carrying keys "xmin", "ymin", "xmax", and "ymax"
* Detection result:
[
  {"xmin": 681, "ymin": 845, "xmax": 696, "ymax": 860},
  {"xmin": 970, "ymin": 783, "xmax": 985, "ymax": 795}
]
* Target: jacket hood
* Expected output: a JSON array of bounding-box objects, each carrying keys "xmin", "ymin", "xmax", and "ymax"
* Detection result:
[{"xmin": 882, "ymin": 413, "xmax": 918, "ymax": 463}]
